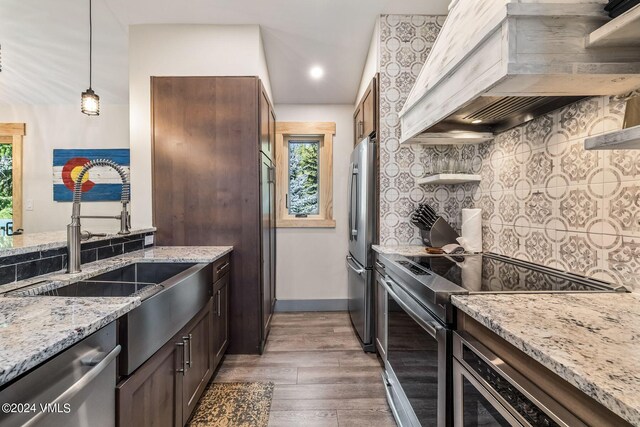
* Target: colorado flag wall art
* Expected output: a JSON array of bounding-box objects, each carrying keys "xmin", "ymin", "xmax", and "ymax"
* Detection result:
[{"xmin": 52, "ymin": 149, "xmax": 130, "ymax": 202}]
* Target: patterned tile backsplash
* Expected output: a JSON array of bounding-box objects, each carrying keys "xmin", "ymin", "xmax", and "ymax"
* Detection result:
[{"xmin": 378, "ymin": 15, "xmax": 640, "ymax": 290}]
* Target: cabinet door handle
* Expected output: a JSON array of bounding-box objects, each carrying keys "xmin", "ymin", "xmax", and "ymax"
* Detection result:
[
  {"xmin": 217, "ymin": 290, "xmax": 222, "ymax": 317},
  {"xmin": 359, "ymin": 120, "xmax": 364, "ymax": 137},
  {"xmin": 183, "ymin": 335, "xmax": 192, "ymax": 367},
  {"xmin": 176, "ymin": 341, "xmax": 186, "ymax": 375},
  {"xmin": 216, "ymin": 261, "xmax": 229, "ymax": 273}
]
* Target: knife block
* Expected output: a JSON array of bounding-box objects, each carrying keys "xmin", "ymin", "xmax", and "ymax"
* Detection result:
[{"xmin": 420, "ymin": 217, "xmax": 460, "ymax": 247}]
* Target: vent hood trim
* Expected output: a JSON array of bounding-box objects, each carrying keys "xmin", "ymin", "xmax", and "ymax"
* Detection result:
[{"xmin": 399, "ymin": 0, "xmax": 640, "ymax": 143}]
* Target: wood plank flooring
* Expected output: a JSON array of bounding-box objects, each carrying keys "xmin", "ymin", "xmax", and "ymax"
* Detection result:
[{"xmin": 214, "ymin": 312, "xmax": 397, "ymax": 427}]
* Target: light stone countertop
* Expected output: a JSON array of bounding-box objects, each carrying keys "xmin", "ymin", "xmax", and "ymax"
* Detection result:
[
  {"xmin": 372, "ymin": 244, "xmax": 430, "ymax": 257},
  {"xmin": 0, "ymin": 228, "xmax": 156, "ymax": 258},
  {"xmin": 452, "ymin": 293, "xmax": 640, "ymax": 426},
  {"xmin": 0, "ymin": 245, "xmax": 232, "ymax": 386}
]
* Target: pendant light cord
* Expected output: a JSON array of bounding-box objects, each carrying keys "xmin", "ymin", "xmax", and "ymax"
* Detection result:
[{"xmin": 89, "ymin": 0, "xmax": 93, "ymax": 89}]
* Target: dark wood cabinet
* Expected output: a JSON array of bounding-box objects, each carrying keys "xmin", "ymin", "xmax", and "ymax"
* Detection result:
[
  {"xmin": 260, "ymin": 86, "xmax": 275, "ymax": 160},
  {"xmin": 181, "ymin": 302, "xmax": 213, "ymax": 425},
  {"xmin": 117, "ymin": 300, "xmax": 213, "ymax": 427},
  {"xmin": 152, "ymin": 76, "xmax": 276, "ymax": 354},
  {"xmin": 362, "ymin": 81, "xmax": 376, "ymax": 138},
  {"xmin": 354, "ymin": 103, "xmax": 364, "ymax": 142},
  {"xmin": 213, "ymin": 271, "xmax": 230, "ymax": 368},
  {"xmin": 261, "ymin": 153, "xmax": 275, "ymax": 337},
  {"xmin": 353, "ymin": 75, "xmax": 378, "ymax": 145}
]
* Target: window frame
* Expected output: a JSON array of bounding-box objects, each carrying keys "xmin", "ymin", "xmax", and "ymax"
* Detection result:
[
  {"xmin": 275, "ymin": 122, "xmax": 336, "ymax": 228},
  {"xmin": 0, "ymin": 123, "xmax": 25, "ymax": 232}
]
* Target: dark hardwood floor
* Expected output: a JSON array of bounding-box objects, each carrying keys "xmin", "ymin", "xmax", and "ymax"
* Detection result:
[{"xmin": 214, "ymin": 312, "xmax": 397, "ymax": 427}]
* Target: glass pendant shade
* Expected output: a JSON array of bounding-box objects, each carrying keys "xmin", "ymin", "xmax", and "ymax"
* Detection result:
[
  {"xmin": 81, "ymin": 88, "xmax": 100, "ymax": 116},
  {"xmin": 81, "ymin": 0, "xmax": 99, "ymax": 116}
]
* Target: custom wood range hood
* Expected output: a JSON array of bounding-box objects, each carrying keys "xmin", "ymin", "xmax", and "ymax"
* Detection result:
[{"xmin": 399, "ymin": 0, "xmax": 640, "ymax": 143}]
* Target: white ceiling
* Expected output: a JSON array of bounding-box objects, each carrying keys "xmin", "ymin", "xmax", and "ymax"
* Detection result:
[{"xmin": 0, "ymin": 0, "xmax": 449, "ymax": 105}]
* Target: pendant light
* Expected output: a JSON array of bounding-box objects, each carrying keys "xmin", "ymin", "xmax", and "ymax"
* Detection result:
[{"xmin": 81, "ymin": 0, "xmax": 99, "ymax": 115}]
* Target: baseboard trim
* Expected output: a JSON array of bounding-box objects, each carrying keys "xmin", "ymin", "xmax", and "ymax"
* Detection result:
[{"xmin": 274, "ymin": 299, "xmax": 348, "ymax": 312}]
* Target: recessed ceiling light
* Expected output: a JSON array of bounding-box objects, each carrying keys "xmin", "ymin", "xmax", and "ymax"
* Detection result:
[
  {"xmin": 309, "ymin": 66, "xmax": 324, "ymax": 80},
  {"xmin": 471, "ymin": 119, "xmax": 483, "ymax": 124}
]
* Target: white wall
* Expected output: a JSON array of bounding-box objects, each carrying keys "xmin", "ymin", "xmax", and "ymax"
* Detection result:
[
  {"xmin": 354, "ymin": 19, "xmax": 380, "ymax": 106},
  {"xmin": 0, "ymin": 104, "xmax": 129, "ymax": 233},
  {"xmin": 129, "ymin": 24, "xmax": 273, "ymax": 228},
  {"xmin": 274, "ymin": 104, "xmax": 353, "ymax": 302}
]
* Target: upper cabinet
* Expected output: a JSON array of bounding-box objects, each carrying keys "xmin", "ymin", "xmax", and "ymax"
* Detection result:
[
  {"xmin": 399, "ymin": 0, "xmax": 640, "ymax": 144},
  {"xmin": 260, "ymin": 83, "xmax": 275, "ymax": 160},
  {"xmin": 354, "ymin": 75, "xmax": 378, "ymax": 145}
]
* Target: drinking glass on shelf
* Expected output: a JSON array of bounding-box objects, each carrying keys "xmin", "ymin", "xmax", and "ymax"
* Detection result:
[
  {"xmin": 458, "ymin": 158, "xmax": 471, "ymax": 174},
  {"xmin": 425, "ymin": 157, "xmax": 434, "ymax": 177},
  {"xmin": 430, "ymin": 157, "xmax": 442, "ymax": 175}
]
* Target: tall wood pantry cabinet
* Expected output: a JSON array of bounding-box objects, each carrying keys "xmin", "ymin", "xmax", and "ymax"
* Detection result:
[{"xmin": 151, "ymin": 76, "xmax": 276, "ymax": 354}]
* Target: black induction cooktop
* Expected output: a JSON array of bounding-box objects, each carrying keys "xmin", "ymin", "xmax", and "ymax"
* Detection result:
[{"xmin": 403, "ymin": 253, "xmax": 624, "ymax": 293}]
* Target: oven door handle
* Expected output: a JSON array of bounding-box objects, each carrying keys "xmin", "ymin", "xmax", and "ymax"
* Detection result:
[{"xmin": 381, "ymin": 277, "xmax": 442, "ymax": 339}]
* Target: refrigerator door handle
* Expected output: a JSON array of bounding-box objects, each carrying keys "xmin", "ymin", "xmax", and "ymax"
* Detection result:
[
  {"xmin": 346, "ymin": 256, "xmax": 365, "ymax": 276},
  {"xmin": 348, "ymin": 162, "xmax": 354, "ymax": 240},
  {"xmin": 350, "ymin": 164, "xmax": 359, "ymax": 239}
]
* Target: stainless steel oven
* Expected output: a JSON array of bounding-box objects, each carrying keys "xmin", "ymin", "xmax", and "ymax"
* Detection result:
[
  {"xmin": 378, "ymin": 272, "xmax": 450, "ymax": 427},
  {"xmin": 452, "ymin": 332, "xmax": 586, "ymax": 427}
]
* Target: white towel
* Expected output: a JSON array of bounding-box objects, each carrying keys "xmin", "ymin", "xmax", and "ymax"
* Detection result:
[
  {"xmin": 460, "ymin": 255, "xmax": 482, "ymax": 291},
  {"xmin": 458, "ymin": 209, "xmax": 482, "ymax": 253}
]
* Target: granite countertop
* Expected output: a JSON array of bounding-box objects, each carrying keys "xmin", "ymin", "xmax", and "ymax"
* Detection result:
[
  {"xmin": 372, "ymin": 244, "xmax": 430, "ymax": 257},
  {"xmin": 0, "ymin": 245, "xmax": 232, "ymax": 386},
  {"xmin": 0, "ymin": 228, "xmax": 156, "ymax": 258},
  {"xmin": 452, "ymin": 293, "xmax": 640, "ymax": 426},
  {"xmin": 0, "ymin": 297, "xmax": 140, "ymax": 387}
]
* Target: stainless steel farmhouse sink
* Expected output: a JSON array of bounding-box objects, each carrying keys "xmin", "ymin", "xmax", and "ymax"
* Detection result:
[
  {"xmin": 36, "ymin": 262, "xmax": 213, "ymax": 376},
  {"xmin": 37, "ymin": 262, "xmax": 200, "ymax": 300}
]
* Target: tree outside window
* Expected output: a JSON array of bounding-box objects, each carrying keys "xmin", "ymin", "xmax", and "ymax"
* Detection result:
[
  {"xmin": 0, "ymin": 144, "xmax": 12, "ymax": 222},
  {"xmin": 288, "ymin": 141, "xmax": 319, "ymax": 215}
]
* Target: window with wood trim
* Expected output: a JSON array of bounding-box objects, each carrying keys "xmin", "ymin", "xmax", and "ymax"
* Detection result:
[
  {"xmin": 275, "ymin": 122, "xmax": 335, "ymax": 228},
  {"xmin": 0, "ymin": 123, "xmax": 24, "ymax": 235}
]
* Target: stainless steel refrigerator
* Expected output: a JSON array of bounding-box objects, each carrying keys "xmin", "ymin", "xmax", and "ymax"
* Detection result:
[{"xmin": 346, "ymin": 136, "xmax": 376, "ymax": 352}]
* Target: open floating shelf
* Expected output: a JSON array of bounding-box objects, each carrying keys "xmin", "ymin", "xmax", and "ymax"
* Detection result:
[
  {"xmin": 417, "ymin": 173, "xmax": 481, "ymax": 185},
  {"xmin": 584, "ymin": 124, "xmax": 640, "ymax": 150},
  {"xmin": 402, "ymin": 132, "xmax": 494, "ymax": 146},
  {"xmin": 587, "ymin": 4, "xmax": 640, "ymax": 48}
]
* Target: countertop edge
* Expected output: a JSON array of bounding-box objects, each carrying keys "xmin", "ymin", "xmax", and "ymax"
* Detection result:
[
  {"xmin": 372, "ymin": 244, "xmax": 430, "ymax": 257},
  {"xmin": 0, "ymin": 298, "xmax": 141, "ymax": 387},
  {"xmin": 451, "ymin": 295, "xmax": 639, "ymax": 426}
]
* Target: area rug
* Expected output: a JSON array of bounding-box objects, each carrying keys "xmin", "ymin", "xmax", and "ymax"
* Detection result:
[{"xmin": 187, "ymin": 382, "xmax": 275, "ymax": 427}]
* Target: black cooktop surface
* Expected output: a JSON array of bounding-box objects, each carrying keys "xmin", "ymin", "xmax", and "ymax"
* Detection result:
[{"xmin": 403, "ymin": 253, "xmax": 619, "ymax": 293}]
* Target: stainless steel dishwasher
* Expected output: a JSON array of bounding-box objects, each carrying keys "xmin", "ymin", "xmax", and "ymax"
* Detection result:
[{"xmin": 0, "ymin": 323, "xmax": 119, "ymax": 427}]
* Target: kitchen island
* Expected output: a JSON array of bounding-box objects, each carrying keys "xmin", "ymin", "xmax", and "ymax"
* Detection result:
[{"xmin": 0, "ymin": 246, "xmax": 232, "ymax": 387}]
